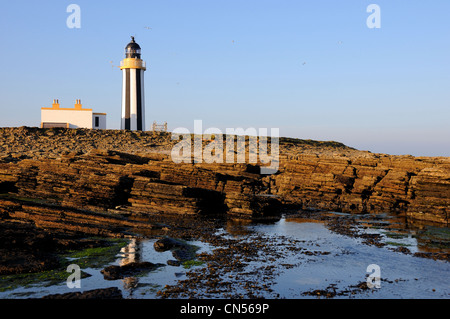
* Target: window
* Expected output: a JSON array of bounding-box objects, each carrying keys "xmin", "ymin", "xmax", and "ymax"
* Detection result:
[{"xmin": 94, "ymin": 116, "xmax": 99, "ymax": 127}]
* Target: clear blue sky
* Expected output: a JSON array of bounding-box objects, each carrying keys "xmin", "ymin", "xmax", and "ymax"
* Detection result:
[{"xmin": 0, "ymin": 0, "xmax": 449, "ymax": 156}]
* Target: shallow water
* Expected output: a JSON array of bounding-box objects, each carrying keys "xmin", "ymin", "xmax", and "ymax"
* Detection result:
[
  {"xmin": 1, "ymin": 212, "xmax": 449, "ymax": 299},
  {"xmin": 250, "ymin": 218, "xmax": 450, "ymax": 298},
  {"xmin": 0, "ymin": 238, "xmax": 213, "ymax": 299}
]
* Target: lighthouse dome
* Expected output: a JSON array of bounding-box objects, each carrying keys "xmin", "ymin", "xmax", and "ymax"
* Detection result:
[{"xmin": 125, "ymin": 36, "xmax": 141, "ymax": 59}]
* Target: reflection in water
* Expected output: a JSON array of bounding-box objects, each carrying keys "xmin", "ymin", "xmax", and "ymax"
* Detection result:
[
  {"xmin": 221, "ymin": 211, "xmax": 450, "ymax": 256},
  {"xmin": 225, "ymin": 219, "xmax": 254, "ymax": 236},
  {"xmin": 352, "ymin": 213, "xmax": 450, "ymax": 254},
  {"xmin": 0, "ymin": 209, "xmax": 447, "ymax": 299},
  {"xmin": 285, "ymin": 217, "xmax": 325, "ymax": 224},
  {"xmin": 119, "ymin": 239, "xmax": 143, "ymax": 265},
  {"xmin": 119, "ymin": 239, "xmax": 144, "ymax": 291},
  {"xmin": 248, "ymin": 214, "xmax": 450, "ymax": 299}
]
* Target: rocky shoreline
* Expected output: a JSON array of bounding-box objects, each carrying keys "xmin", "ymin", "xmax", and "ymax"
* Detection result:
[
  {"xmin": 0, "ymin": 126, "xmax": 448, "ymax": 225},
  {"xmin": 0, "ymin": 126, "xmax": 449, "ymax": 298}
]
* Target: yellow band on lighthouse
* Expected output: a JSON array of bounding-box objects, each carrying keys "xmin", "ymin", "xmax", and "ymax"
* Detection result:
[{"xmin": 120, "ymin": 58, "xmax": 146, "ymax": 70}]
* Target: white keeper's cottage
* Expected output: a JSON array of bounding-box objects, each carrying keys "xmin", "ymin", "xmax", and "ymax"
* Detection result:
[{"xmin": 41, "ymin": 99, "xmax": 106, "ymax": 129}]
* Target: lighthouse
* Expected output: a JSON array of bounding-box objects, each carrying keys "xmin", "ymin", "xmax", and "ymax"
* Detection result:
[{"xmin": 120, "ymin": 36, "xmax": 146, "ymax": 131}]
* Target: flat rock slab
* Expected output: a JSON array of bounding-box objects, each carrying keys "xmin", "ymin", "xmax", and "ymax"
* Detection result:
[
  {"xmin": 42, "ymin": 287, "xmax": 123, "ymax": 299},
  {"xmin": 101, "ymin": 261, "xmax": 165, "ymax": 280},
  {"xmin": 154, "ymin": 237, "xmax": 190, "ymax": 252},
  {"xmin": 167, "ymin": 259, "xmax": 181, "ymax": 266},
  {"xmin": 154, "ymin": 237, "xmax": 197, "ymax": 261}
]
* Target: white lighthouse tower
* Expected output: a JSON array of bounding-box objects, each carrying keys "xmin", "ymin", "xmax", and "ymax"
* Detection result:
[{"xmin": 120, "ymin": 36, "xmax": 146, "ymax": 131}]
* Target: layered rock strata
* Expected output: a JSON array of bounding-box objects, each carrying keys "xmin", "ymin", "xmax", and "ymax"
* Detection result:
[{"xmin": 0, "ymin": 127, "xmax": 448, "ymax": 226}]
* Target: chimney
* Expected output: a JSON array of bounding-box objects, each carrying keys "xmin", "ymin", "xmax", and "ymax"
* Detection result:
[
  {"xmin": 75, "ymin": 99, "xmax": 82, "ymax": 110},
  {"xmin": 52, "ymin": 99, "xmax": 60, "ymax": 109}
]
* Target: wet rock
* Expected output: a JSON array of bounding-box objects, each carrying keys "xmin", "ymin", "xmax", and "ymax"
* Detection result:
[
  {"xmin": 167, "ymin": 260, "xmax": 181, "ymax": 266},
  {"xmin": 390, "ymin": 246, "xmax": 411, "ymax": 255},
  {"xmin": 0, "ymin": 197, "xmax": 155, "ymax": 238},
  {"xmin": 0, "ymin": 219, "xmax": 108, "ymax": 275},
  {"xmin": 172, "ymin": 248, "xmax": 195, "ymax": 261},
  {"xmin": 225, "ymin": 193, "xmax": 282, "ymax": 220},
  {"xmin": 154, "ymin": 237, "xmax": 189, "ymax": 252},
  {"xmin": 154, "ymin": 237, "xmax": 197, "ymax": 262},
  {"xmin": 0, "ymin": 249, "xmax": 60, "ymax": 275},
  {"xmin": 413, "ymin": 252, "xmax": 450, "ymax": 261},
  {"xmin": 101, "ymin": 261, "xmax": 165, "ymax": 280},
  {"xmin": 42, "ymin": 287, "xmax": 123, "ymax": 299},
  {"xmin": 302, "ymin": 286, "xmax": 337, "ymax": 298}
]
